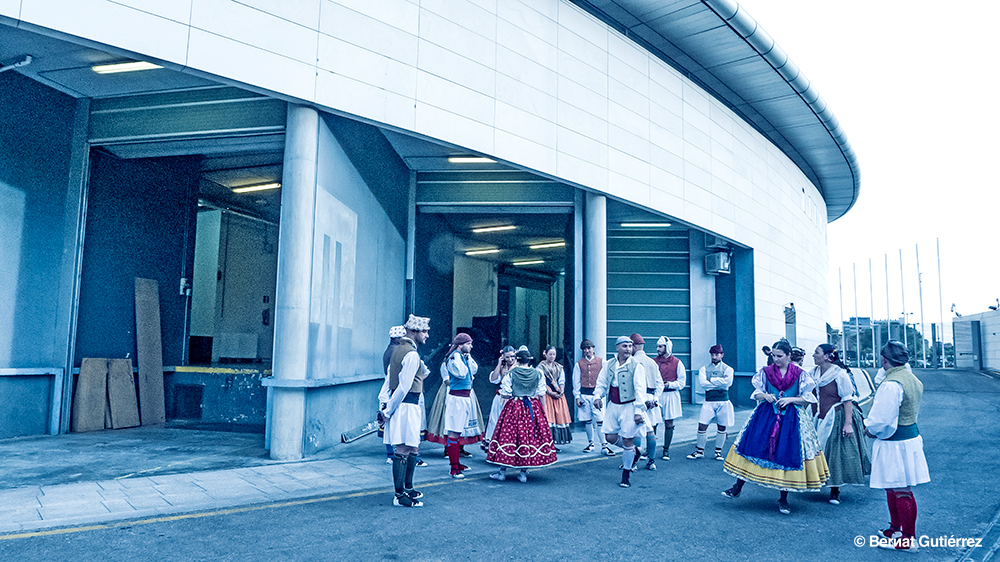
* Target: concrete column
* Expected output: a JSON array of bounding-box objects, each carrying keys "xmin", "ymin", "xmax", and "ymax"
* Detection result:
[
  {"xmin": 584, "ymin": 193, "xmax": 607, "ymax": 359},
  {"xmin": 688, "ymin": 230, "xmax": 717, "ymax": 404},
  {"xmin": 573, "ymin": 190, "xmax": 584, "ymax": 361},
  {"xmin": 269, "ymin": 105, "xmax": 318, "ymax": 460}
]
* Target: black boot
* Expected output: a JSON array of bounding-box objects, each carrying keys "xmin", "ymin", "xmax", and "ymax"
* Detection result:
[
  {"xmin": 404, "ymin": 453, "xmax": 423, "ymax": 501},
  {"xmin": 620, "ymin": 469, "xmax": 631, "ymax": 488},
  {"xmin": 392, "ymin": 454, "xmax": 419, "ymax": 507},
  {"xmin": 662, "ymin": 426, "xmax": 674, "ymax": 459}
]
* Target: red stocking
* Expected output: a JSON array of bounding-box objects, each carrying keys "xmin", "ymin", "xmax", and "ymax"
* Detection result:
[
  {"xmin": 894, "ymin": 490, "xmax": 917, "ymax": 538},
  {"xmin": 885, "ymin": 490, "xmax": 900, "ymax": 532}
]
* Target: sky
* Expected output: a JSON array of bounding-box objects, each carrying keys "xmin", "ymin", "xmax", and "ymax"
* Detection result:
[{"xmin": 736, "ymin": 0, "xmax": 1000, "ymax": 341}]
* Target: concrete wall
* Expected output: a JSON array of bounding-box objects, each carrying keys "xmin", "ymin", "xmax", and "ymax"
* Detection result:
[
  {"xmin": 295, "ymin": 113, "xmax": 406, "ymax": 451},
  {"xmin": 0, "ymin": 72, "xmax": 80, "ymax": 370}
]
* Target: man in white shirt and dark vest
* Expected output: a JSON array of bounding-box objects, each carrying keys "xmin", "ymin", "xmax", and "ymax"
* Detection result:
[
  {"xmin": 687, "ymin": 344, "xmax": 734, "ymax": 461},
  {"xmin": 593, "ymin": 336, "xmax": 648, "ymax": 488},
  {"xmin": 572, "ymin": 339, "xmax": 614, "ymax": 456},
  {"xmin": 379, "ymin": 315, "xmax": 430, "ymax": 507}
]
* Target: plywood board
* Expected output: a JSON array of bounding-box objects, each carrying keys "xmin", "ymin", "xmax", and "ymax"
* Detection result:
[
  {"xmin": 107, "ymin": 358, "xmax": 140, "ymax": 429},
  {"xmin": 72, "ymin": 358, "xmax": 107, "ymax": 433},
  {"xmin": 135, "ymin": 278, "xmax": 165, "ymax": 425}
]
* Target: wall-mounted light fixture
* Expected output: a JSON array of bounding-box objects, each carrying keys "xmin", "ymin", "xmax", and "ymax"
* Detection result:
[
  {"xmin": 232, "ymin": 182, "xmax": 281, "ymax": 194},
  {"xmin": 448, "ymin": 156, "xmax": 495, "ymax": 164},
  {"xmin": 92, "ymin": 61, "xmax": 162, "ymax": 74},
  {"xmin": 529, "ymin": 241, "xmax": 565, "ymax": 250},
  {"xmin": 620, "ymin": 222, "xmax": 672, "ymax": 228},
  {"xmin": 472, "ymin": 225, "xmax": 516, "ymax": 233},
  {"xmin": 465, "ymin": 248, "xmax": 501, "ymax": 256}
]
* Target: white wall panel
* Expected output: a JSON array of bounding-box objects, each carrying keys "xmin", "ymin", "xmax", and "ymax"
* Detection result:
[
  {"xmin": 497, "ymin": 19, "xmax": 558, "ymax": 70},
  {"xmin": 417, "ymin": 40, "xmax": 495, "ymax": 98},
  {"xmin": 329, "ymin": 0, "xmax": 418, "ymax": 35},
  {"xmin": 414, "ymin": 102, "xmax": 494, "ymax": 156},
  {"xmin": 557, "ymin": 26, "xmax": 607, "ymax": 74},
  {"xmin": 557, "ymin": 50, "xmax": 607, "ymax": 99},
  {"xmin": 497, "ymin": 47, "xmax": 558, "ymax": 94},
  {"xmin": 19, "ymin": 0, "xmax": 189, "ymax": 65},
  {"xmin": 0, "ymin": 1, "xmax": 20, "ymax": 19},
  {"xmin": 496, "ymin": 101, "xmax": 556, "ymax": 148},
  {"xmin": 421, "ymin": 0, "xmax": 496, "ymax": 38},
  {"xmin": 415, "ymin": 70, "xmax": 495, "ymax": 126},
  {"xmin": 498, "ymin": 0, "xmax": 556, "ymax": 43},
  {"xmin": 419, "ymin": 2, "xmax": 496, "ymax": 53},
  {"xmin": 191, "ymin": 0, "xmax": 317, "ymax": 64},
  {"xmin": 111, "ymin": 0, "xmax": 192, "ymax": 24},
  {"xmin": 556, "ymin": 100, "xmax": 606, "ymax": 142},
  {"xmin": 239, "ymin": 0, "xmax": 320, "ymax": 28},
  {"xmin": 556, "ymin": 75, "xmax": 605, "ymax": 117},
  {"xmin": 608, "ymin": 147, "xmax": 648, "ymax": 185},
  {"xmin": 319, "ymin": 2, "xmax": 418, "ymax": 65},
  {"xmin": 494, "ymin": 129, "xmax": 557, "ymax": 177},
  {"xmin": 495, "ymin": 74, "xmax": 556, "ymax": 121},
  {"xmin": 187, "ymin": 28, "xmax": 315, "ymax": 102},
  {"xmin": 315, "ymin": 69, "xmax": 415, "ymax": 131},
  {"xmin": 557, "ymin": 151, "xmax": 607, "ymax": 192},
  {"xmin": 316, "ymin": 35, "xmax": 416, "ymax": 98},
  {"xmin": 557, "ymin": 126, "xmax": 607, "ymax": 168}
]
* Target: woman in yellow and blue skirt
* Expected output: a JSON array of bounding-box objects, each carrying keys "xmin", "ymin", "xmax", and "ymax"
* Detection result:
[{"xmin": 721, "ymin": 340, "xmax": 829, "ymax": 514}]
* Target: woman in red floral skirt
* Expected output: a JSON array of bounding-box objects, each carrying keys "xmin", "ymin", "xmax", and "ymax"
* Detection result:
[{"xmin": 487, "ymin": 349, "xmax": 557, "ymax": 482}]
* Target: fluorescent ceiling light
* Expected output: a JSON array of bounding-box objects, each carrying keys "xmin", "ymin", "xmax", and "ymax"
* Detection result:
[
  {"xmin": 529, "ymin": 241, "xmax": 565, "ymax": 250},
  {"xmin": 232, "ymin": 182, "xmax": 281, "ymax": 194},
  {"xmin": 472, "ymin": 225, "xmax": 516, "ymax": 233},
  {"xmin": 512, "ymin": 260, "xmax": 544, "ymax": 266},
  {"xmin": 92, "ymin": 61, "xmax": 162, "ymax": 74},
  {"xmin": 465, "ymin": 248, "xmax": 501, "ymax": 256},
  {"xmin": 448, "ymin": 156, "xmax": 495, "ymax": 164},
  {"xmin": 620, "ymin": 222, "xmax": 672, "ymax": 228}
]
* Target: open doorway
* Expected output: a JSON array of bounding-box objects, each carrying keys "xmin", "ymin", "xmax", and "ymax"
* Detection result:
[{"xmin": 415, "ymin": 210, "xmax": 573, "ymax": 421}]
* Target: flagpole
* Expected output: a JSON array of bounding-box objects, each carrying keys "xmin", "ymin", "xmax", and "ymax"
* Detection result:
[
  {"xmin": 854, "ymin": 263, "xmax": 861, "ymax": 368},
  {"xmin": 870, "ymin": 258, "xmax": 876, "ymax": 365},
  {"xmin": 917, "ymin": 244, "xmax": 926, "ymax": 367},
  {"xmin": 900, "ymin": 249, "xmax": 908, "ymax": 351}
]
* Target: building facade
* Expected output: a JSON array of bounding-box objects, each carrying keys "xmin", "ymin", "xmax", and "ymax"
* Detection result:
[{"xmin": 0, "ymin": 0, "xmax": 859, "ymax": 458}]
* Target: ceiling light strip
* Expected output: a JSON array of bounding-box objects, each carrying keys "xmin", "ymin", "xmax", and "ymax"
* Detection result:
[
  {"xmin": 472, "ymin": 225, "xmax": 516, "ymax": 233},
  {"xmin": 92, "ymin": 61, "xmax": 163, "ymax": 74},
  {"xmin": 529, "ymin": 241, "xmax": 566, "ymax": 250},
  {"xmin": 232, "ymin": 183, "xmax": 281, "ymax": 193},
  {"xmin": 465, "ymin": 248, "xmax": 501, "ymax": 256},
  {"xmin": 619, "ymin": 222, "xmax": 672, "ymax": 228}
]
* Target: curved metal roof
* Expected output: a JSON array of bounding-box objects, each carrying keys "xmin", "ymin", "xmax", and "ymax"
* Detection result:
[{"xmin": 570, "ymin": 0, "xmax": 860, "ymax": 221}]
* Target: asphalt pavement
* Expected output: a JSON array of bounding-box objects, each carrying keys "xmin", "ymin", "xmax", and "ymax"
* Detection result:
[{"xmin": 0, "ymin": 369, "xmax": 998, "ymax": 562}]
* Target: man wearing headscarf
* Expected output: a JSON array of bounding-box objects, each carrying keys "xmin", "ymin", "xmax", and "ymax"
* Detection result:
[
  {"xmin": 443, "ymin": 332, "xmax": 481, "ymax": 478},
  {"xmin": 379, "ymin": 326, "xmax": 417, "ymax": 465},
  {"xmin": 379, "ymin": 315, "xmax": 430, "ymax": 507},
  {"xmin": 631, "ymin": 333, "xmax": 663, "ymax": 471},
  {"xmin": 593, "ymin": 336, "xmax": 649, "ymax": 488},
  {"xmin": 864, "ymin": 341, "xmax": 929, "ymax": 552},
  {"xmin": 687, "ymin": 344, "xmax": 734, "ymax": 461},
  {"xmin": 655, "ymin": 336, "xmax": 686, "ymax": 460},
  {"xmin": 572, "ymin": 339, "xmax": 613, "ymax": 456}
]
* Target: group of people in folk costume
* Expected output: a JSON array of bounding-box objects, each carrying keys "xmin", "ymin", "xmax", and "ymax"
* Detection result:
[{"xmin": 378, "ymin": 319, "xmax": 930, "ymax": 552}]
